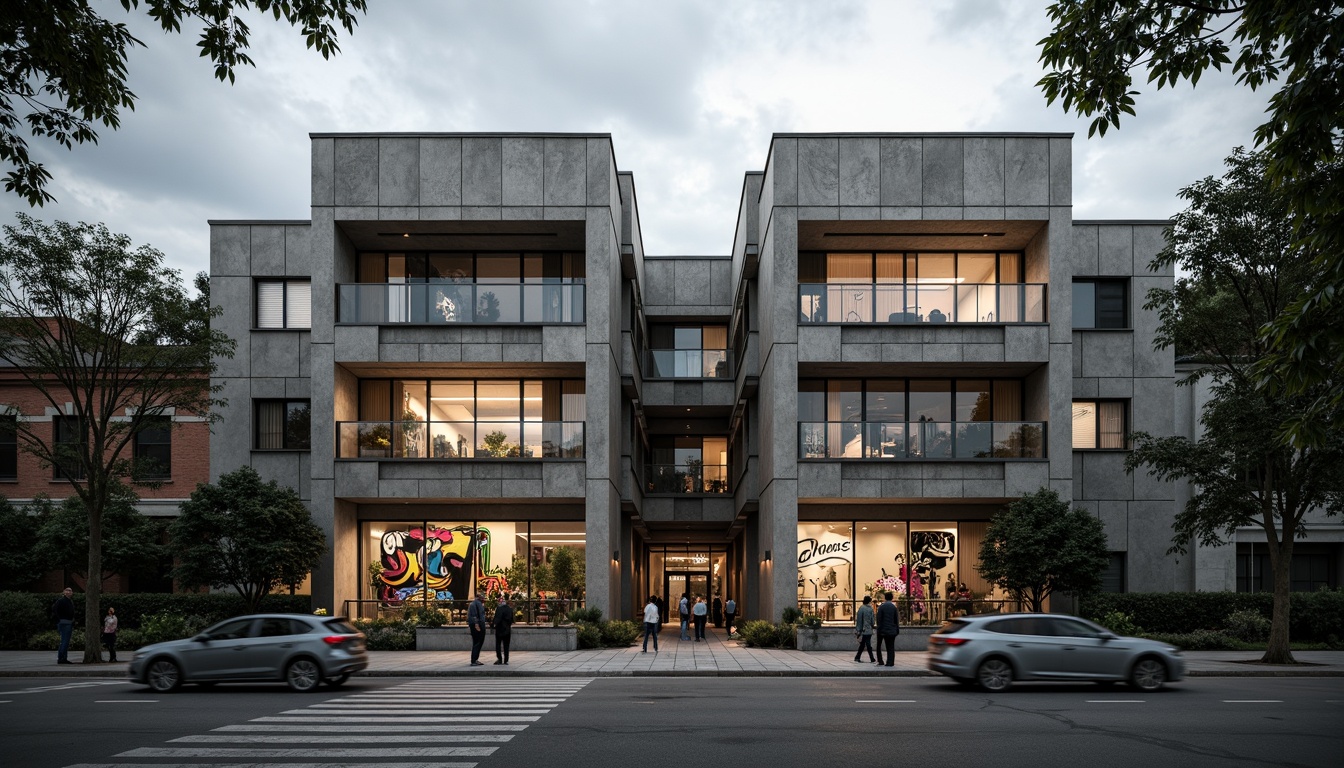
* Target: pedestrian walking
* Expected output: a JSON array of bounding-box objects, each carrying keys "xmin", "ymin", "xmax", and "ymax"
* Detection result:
[
  {"xmin": 492, "ymin": 595, "xmax": 515, "ymax": 665},
  {"xmin": 101, "ymin": 607, "xmax": 119, "ymax": 663},
  {"xmin": 53, "ymin": 587, "xmax": 74, "ymax": 664},
  {"xmin": 467, "ymin": 593, "xmax": 487, "ymax": 666},
  {"xmin": 724, "ymin": 596, "xmax": 737, "ymax": 636},
  {"xmin": 853, "ymin": 595, "xmax": 876, "ymax": 663},
  {"xmin": 692, "ymin": 595, "xmax": 709, "ymax": 640},
  {"xmin": 642, "ymin": 596, "xmax": 660, "ymax": 653},
  {"xmin": 875, "ymin": 590, "xmax": 901, "ymax": 667},
  {"xmin": 712, "ymin": 594, "xmax": 723, "ymax": 627},
  {"xmin": 679, "ymin": 593, "xmax": 691, "ymax": 640}
]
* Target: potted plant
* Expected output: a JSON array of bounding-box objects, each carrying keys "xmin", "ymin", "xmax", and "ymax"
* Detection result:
[{"xmin": 359, "ymin": 424, "xmax": 392, "ymax": 457}]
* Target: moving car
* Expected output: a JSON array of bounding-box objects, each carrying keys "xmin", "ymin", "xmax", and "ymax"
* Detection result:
[
  {"xmin": 927, "ymin": 613, "xmax": 1183, "ymax": 692},
  {"xmin": 128, "ymin": 613, "xmax": 367, "ymax": 692}
]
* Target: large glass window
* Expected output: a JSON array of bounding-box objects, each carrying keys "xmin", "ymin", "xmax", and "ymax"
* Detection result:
[
  {"xmin": 256, "ymin": 280, "xmax": 311, "ymax": 329},
  {"xmin": 52, "ymin": 415, "xmax": 85, "ymax": 479},
  {"xmin": 1073, "ymin": 279, "xmax": 1128, "ymax": 329},
  {"xmin": 647, "ymin": 436, "xmax": 730, "ymax": 494},
  {"xmin": 134, "ymin": 417, "xmax": 172, "ymax": 480},
  {"xmin": 255, "ymin": 400, "xmax": 311, "ymax": 450},
  {"xmin": 1072, "ymin": 400, "xmax": 1128, "ymax": 449}
]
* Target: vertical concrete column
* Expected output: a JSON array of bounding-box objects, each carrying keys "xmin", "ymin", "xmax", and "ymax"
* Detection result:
[{"xmin": 584, "ymin": 203, "xmax": 623, "ymax": 617}]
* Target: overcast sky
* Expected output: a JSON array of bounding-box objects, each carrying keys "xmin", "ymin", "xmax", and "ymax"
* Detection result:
[{"xmin": 3, "ymin": 1, "xmax": 1271, "ymax": 280}]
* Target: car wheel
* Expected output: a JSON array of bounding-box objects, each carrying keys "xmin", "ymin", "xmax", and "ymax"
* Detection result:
[
  {"xmin": 1129, "ymin": 657, "xmax": 1167, "ymax": 692},
  {"xmin": 324, "ymin": 673, "xmax": 350, "ymax": 688},
  {"xmin": 286, "ymin": 658, "xmax": 322, "ymax": 692},
  {"xmin": 146, "ymin": 658, "xmax": 182, "ymax": 693},
  {"xmin": 977, "ymin": 658, "xmax": 1013, "ymax": 692}
]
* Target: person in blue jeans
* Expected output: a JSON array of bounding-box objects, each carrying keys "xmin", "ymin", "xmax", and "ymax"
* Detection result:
[
  {"xmin": 678, "ymin": 593, "xmax": 690, "ymax": 640},
  {"xmin": 642, "ymin": 596, "xmax": 660, "ymax": 652},
  {"xmin": 692, "ymin": 596, "xmax": 709, "ymax": 640},
  {"xmin": 466, "ymin": 594, "xmax": 487, "ymax": 666},
  {"xmin": 53, "ymin": 587, "xmax": 75, "ymax": 664}
]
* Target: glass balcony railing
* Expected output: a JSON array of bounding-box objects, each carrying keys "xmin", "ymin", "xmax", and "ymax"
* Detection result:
[
  {"xmin": 644, "ymin": 349, "xmax": 733, "ymax": 378},
  {"xmin": 798, "ymin": 421, "xmax": 1046, "ymax": 459},
  {"xmin": 644, "ymin": 464, "xmax": 731, "ymax": 494},
  {"xmin": 798, "ymin": 283, "xmax": 1046, "ymax": 324},
  {"xmin": 336, "ymin": 420, "xmax": 584, "ymax": 459},
  {"xmin": 337, "ymin": 282, "xmax": 585, "ymax": 324}
]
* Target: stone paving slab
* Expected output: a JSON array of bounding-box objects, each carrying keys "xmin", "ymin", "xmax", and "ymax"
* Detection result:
[{"xmin": 4, "ymin": 628, "xmax": 1341, "ymax": 678}]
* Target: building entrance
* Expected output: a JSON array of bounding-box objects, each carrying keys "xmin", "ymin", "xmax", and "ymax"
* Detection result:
[{"xmin": 665, "ymin": 573, "xmax": 710, "ymax": 620}]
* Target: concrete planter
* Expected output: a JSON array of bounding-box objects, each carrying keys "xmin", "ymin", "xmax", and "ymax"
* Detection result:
[
  {"xmin": 415, "ymin": 625, "xmax": 578, "ymax": 651},
  {"xmin": 796, "ymin": 625, "xmax": 936, "ymax": 652}
]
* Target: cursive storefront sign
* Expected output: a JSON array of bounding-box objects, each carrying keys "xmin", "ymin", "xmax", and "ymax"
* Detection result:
[{"xmin": 797, "ymin": 536, "xmax": 852, "ymax": 567}]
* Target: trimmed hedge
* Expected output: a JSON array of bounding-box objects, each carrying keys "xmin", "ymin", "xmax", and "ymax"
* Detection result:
[
  {"xmin": 0, "ymin": 591, "xmax": 312, "ymax": 649},
  {"xmin": 1079, "ymin": 590, "xmax": 1344, "ymax": 643}
]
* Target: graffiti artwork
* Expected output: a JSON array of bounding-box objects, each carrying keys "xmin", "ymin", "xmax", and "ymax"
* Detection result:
[
  {"xmin": 909, "ymin": 530, "xmax": 956, "ymax": 598},
  {"xmin": 377, "ymin": 525, "xmax": 477, "ymax": 602}
]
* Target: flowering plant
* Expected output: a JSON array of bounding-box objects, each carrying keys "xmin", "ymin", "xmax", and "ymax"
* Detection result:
[
  {"xmin": 874, "ymin": 575, "xmax": 906, "ymax": 596},
  {"xmin": 313, "ymin": 608, "xmax": 329, "ymax": 616}
]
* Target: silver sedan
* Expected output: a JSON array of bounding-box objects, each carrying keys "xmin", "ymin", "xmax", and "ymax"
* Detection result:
[
  {"xmin": 128, "ymin": 613, "xmax": 367, "ymax": 692},
  {"xmin": 927, "ymin": 613, "xmax": 1184, "ymax": 692}
]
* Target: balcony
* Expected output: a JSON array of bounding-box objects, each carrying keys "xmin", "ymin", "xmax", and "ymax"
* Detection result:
[
  {"xmin": 337, "ymin": 282, "xmax": 585, "ymax": 324},
  {"xmin": 336, "ymin": 420, "xmax": 584, "ymax": 459},
  {"xmin": 644, "ymin": 463, "xmax": 731, "ymax": 494},
  {"xmin": 798, "ymin": 283, "xmax": 1046, "ymax": 324},
  {"xmin": 644, "ymin": 349, "xmax": 733, "ymax": 379},
  {"xmin": 798, "ymin": 421, "xmax": 1046, "ymax": 460}
]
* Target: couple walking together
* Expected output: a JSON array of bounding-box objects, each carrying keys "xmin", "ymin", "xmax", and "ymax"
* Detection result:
[
  {"xmin": 467, "ymin": 594, "xmax": 516, "ymax": 666},
  {"xmin": 854, "ymin": 592, "xmax": 901, "ymax": 666}
]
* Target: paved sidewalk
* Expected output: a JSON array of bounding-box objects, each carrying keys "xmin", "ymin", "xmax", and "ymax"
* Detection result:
[{"xmin": 4, "ymin": 628, "xmax": 1342, "ymax": 678}]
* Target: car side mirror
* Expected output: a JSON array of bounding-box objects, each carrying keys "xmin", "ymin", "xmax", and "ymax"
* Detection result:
[
  {"xmin": 193, "ymin": 633, "xmax": 211, "ymax": 643},
  {"xmin": 1097, "ymin": 630, "xmax": 1117, "ymax": 641}
]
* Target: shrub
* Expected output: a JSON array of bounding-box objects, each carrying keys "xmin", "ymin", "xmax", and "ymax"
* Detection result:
[
  {"xmin": 798, "ymin": 614, "xmax": 822, "ymax": 629},
  {"xmin": 781, "ymin": 607, "xmax": 802, "ymax": 625},
  {"xmin": 405, "ymin": 606, "xmax": 447, "ymax": 627},
  {"xmin": 567, "ymin": 607, "xmax": 603, "ymax": 624},
  {"xmin": 575, "ymin": 621, "xmax": 602, "ymax": 649},
  {"xmin": 738, "ymin": 619, "xmax": 796, "ymax": 649},
  {"xmin": 1097, "ymin": 610, "xmax": 1140, "ymax": 637},
  {"xmin": 1225, "ymin": 609, "xmax": 1272, "ymax": 642},
  {"xmin": 113, "ymin": 628, "xmax": 144, "ymax": 650},
  {"xmin": 599, "ymin": 620, "xmax": 640, "ymax": 647},
  {"xmin": 362, "ymin": 625, "xmax": 416, "ymax": 651},
  {"xmin": 0, "ymin": 592, "xmax": 47, "ymax": 649},
  {"xmin": 28, "ymin": 629, "xmax": 86, "ymax": 651},
  {"xmin": 1079, "ymin": 589, "xmax": 1344, "ymax": 642},
  {"xmin": 1142, "ymin": 629, "xmax": 1240, "ymax": 651}
]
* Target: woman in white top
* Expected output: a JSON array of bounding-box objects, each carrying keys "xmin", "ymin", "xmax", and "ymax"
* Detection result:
[
  {"xmin": 642, "ymin": 597, "xmax": 660, "ymax": 653},
  {"xmin": 101, "ymin": 607, "xmax": 119, "ymax": 662}
]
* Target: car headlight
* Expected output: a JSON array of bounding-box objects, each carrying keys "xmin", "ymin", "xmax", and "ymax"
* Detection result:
[{"xmin": 1164, "ymin": 646, "xmax": 1181, "ymax": 654}]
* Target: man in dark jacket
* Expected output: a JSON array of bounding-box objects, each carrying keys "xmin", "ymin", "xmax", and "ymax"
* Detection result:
[
  {"xmin": 492, "ymin": 596, "xmax": 515, "ymax": 665},
  {"xmin": 467, "ymin": 594, "xmax": 487, "ymax": 666},
  {"xmin": 53, "ymin": 587, "xmax": 75, "ymax": 664},
  {"xmin": 874, "ymin": 590, "xmax": 901, "ymax": 667}
]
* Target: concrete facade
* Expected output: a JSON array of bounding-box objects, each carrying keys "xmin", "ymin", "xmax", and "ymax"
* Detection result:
[{"xmin": 209, "ymin": 132, "xmax": 1190, "ymax": 622}]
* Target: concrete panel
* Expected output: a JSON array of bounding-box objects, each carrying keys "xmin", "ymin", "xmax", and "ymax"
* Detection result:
[
  {"xmin": 1072, "ymin": 376, "xmax": 1099, "ymax": 399},
  {"xmin": 672, "ymin": 260, "xmax": 713, "ymax": 308},
  {"xmin": 1096, "ymin": 377, "xmax": 1133, "ymax": 399},
  {"xmin": 964, "ymin": 206, "xmax": 1005, "ymax": 220},
  {"xmin": 543, "ymin": 462, "xmax": 586, "ymax": 497},
  {"xmin": 461, "ymin": 344, "xmax": 503, "ymax": 362},
  {"xmin": 250, "ymin": 332, "xmax": 301, "ymax": 378},
  {"xmin": 1133, "ymin": 224, "xmax": 1170, "ymax": 276},
  {"xmin": 461, "ymin": 206, "xmax": 502, "ymax": 220},
  {"xmin": 1080, "ymin": 451, "xmax": 1133, "ymax": 500},
  {"xmin": 798, "ymin": 462, "xmax": 841, "ymax": 498},
  {"xmin": 211, "ymin": 226, "xmax": 250, "ymax": 277},
  {"xmin": 286, "ymin": 377, "xmax": 310, "ymax": 400},
  {"xmin": 838, "ymin": 138, "xmax": 880, "ymax": 206},
  {"xmin": 333, "ymin": 460, "xmax": 378, "ymax": 498},
  {"xmin": 500, "ymin": 206, "xmax": 543, "ymax": 220},
  {"xmin": 210, "ymin": 277, "xmax": 251, "ymax": 377},
  {"xmin": 963, "ymin": 478, "xmax": 1007, "ymax": 497},
  {"xmin": 1005, "ymin": 206, "xmax": 1051, "ymax": 220},
  {"xmin": 880, "ymin": 137, "xmax": 921, "ymax": 206},
  {"xmin": 963, "ymin": 344, "xmax": 1005, "ymax": 363},
  {"xmin": 377, "ymin": 206, "xmax": 418, "ymax": 220},
  {"xmin": 1096, "ymin": 499, "xmax": 1128, "ymax": 549},
  {"xmin": 921, "ymin": 138, "xmax": 964, "ymax": 206},
  {"xmin": 544, "ymin": 206, "xmax": 587, "ymax": 220},
  {"xmin": 333, "ymin": 207, "xmax": 377, "ymax": 220},
  {"xmin": 1126, "ymin": 500, "xmax": 1182, "ymax": 591},
  {"xmin": 1133, "ymin": 276, "xmax": 1175, "ymax": 378},
  {"xmin": 333, "ymin": 138, "xmax": 378, "ymax": 206},
  {"xmin": 882, "ymin": 343, "xmax": 924, "ymax": 362},
  {"xmin": 333, "ymin": 325, "xmax": 378, "ymax": 362},
  {"xmin": 586, "ymin": 137, "xmax": 613, "ymax": 208},
  {"xmin": 881, "ymin": 206, "xmax": 922, "ymax": 220},
  {"xmin": 378, "ymin": 137, "xmax": 419, "ymax": 207},
  {"xmin": 502, "ymin": 344, "xmax": 542, "ymax": 363},
  {"xmin": 1131, "ymin": 376, "xmax": 1175, "ymax": 438},
  {"xmin": 544, "ymin": 138, "xmax": 586, "ymax": 206},
  {"xmin": 772, "ymin": 137, "xmax": 798, "ymax": 206},
  {"xmin": 797, "ymin": 206, "xmax": 839, "ymax": 220},
  {"xmin": 462, "ymin": 137, "xmax": 503, "ymax": 206},
  {"xmin": 1005, "ymin": 138, "xmax": 1050, "ymax": 206},
  {"xmin": 799, "ymin": 137, "xmax": 839, "ymax": 206},
  {"xmin": 1071, "ymin": 225, "xmax": 1099, "ymax": 275},
  {"xmin": 1004, "ymin": 461, "xmax": 1050, "ymax": 497},
  {"xmin": 1049, "ymin": 137, "xmax": 1072, "ymax": 206},
  {"xmin": 420, "ymin": 138, "xmax": 462, "ymax": 206},
  {"xmin": 540, "ymin": 326, "xmax": 583, "ymax": 363},
  {"xmin": 311, "ymin": 137, "xmax": 334, "ymax": 207},
  {"xmin": 210, "ymin": 377, "xmax": 251, "ymax": 479},
  {"xmin": 881, "ymin": 478, "xmax": 924, "ymax": 497},
  {"xmin": 964, "ymin": 137, "xmax": 1005, "ymax": 206},
  {"xmin": 285, "ymin": 225, "xmax": 313, "ymax": 275},
  {"xmin": 249, "ymin": 377, "xmax": 285, "ymax": 399},
  {"xmin": 1078, "ymin": 332, "xmax": 1135, "ymax": 379},
  {"xmin": 797, "ymin": 325, "xmax": 840, "ymax": 362},
  {"xmin": 839, "ymin": 206, "xmax": 880, "ymax": 220},
  {"xmin": 502, "ymin": 137, "xmax": 544, "ymax": 206},
  {"xmin": 1097, "ymin": 225, "xmax": 1133, "ymax": 277}
]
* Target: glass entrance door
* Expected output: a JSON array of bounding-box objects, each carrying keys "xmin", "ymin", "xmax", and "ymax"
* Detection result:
[{"xmin": 665, "ymin": 573, "xmax": 710, "ymax": 620}]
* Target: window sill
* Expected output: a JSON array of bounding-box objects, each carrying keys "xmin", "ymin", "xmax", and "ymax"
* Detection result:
[
  {"xmin": 1072, "ymin": 327, "xmax": 1133, "ymax": 332},
  {"xmin": 334, "ymin": 456, "xmax": 585, "ymax": 462},
  {"xmin": 1072, "ymin": 448, "xmax": 1132, "ymax": 453},
  {"xmin": 250, "ymin": 327, "xmax": 312, "ymax": 332},
  {"xmin": 251, "ymin": 448, "xmax": 312, "ymax": 452},
  {"xmin": 797, "ymin": 457, "xmax": 1049, "ymax": 462}
]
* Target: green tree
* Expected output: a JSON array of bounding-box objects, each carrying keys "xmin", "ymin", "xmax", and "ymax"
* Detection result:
[
  {"xmin": 31, "ymin": 486, "xmax": 166, "ymax": 584},
  {"xmin": 0, "ymin": 496, "xmax": 39, "ymax": 590},
  {"xmin": 1037, "ymin": 1, "xmax": 1344, "ymax": 450},
  {"xmin": 1, "ymin": 0, "xmax": 368, "ymax": 206},
  {"xmin": 1124, "ymin": 149, "xmax": 1344, "ymax": 664},
  {"xmin": 0, "ymin": 214, "xmax": 233, "ymax": 663},
  {"xmin": 976, "ymin": 488, "xmax": 1109, "ymax": 613},
  {"xmin": 170, "ymin": 465, "xmax": 326, "ymax": 612},
  {"xmin": 547, "ymin": 545, "xmax": 585, "ymax": 602}
]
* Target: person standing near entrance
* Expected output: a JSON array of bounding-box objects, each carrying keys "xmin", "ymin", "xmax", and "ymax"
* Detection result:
[
  {"xmin": 642, "ymin": 596, "xmax": 660, "ymax": 653},
  {"xmin": 53, "ymin": 587, "xmax": 75, "ymax": 664},
  {"xmin": 679, "ymin": 593, "xmax": 691, "ymax": 640},
  {"xmin": 467, "ymin": 593, "xmax": 487, "ymax": 666},
  {"xmin": 692, "ymin": 595, "xmax": 708, "ymax": 640},
  {"xmin": 874, "ymin": 591, "xmax": 900, "ymax": 667},
  {"xmin": 724, "ymin": 596, "xmax": 737, "ymax": 637},
  {"xmin": 853, "ymin": 595, "xmax": 876, "ymax": 663},
  {"xmin": 492, "ymin": 595, "xmax": 515, "ymax": 665},
  {"xmin": 712, "ymin": 594, "xmax": 723, "ymax": 627}
]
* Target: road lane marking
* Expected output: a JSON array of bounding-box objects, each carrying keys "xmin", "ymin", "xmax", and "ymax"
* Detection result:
[
  {"xmin": 5, "ymin": 680, "xmax": 128, "ymax": 695},
  {"xmin": 1223, "ymin": 700, "xmax": 1283, "ymax": 703},
  {"xmin": 67, "ymin": 764, "xmax": 479, "ymax": 768},
  {"xmin": 216, "ymin": 724, "xmax": 528, "ymax": 732},
  {"xmin": 1086, "ymin": 700, "xmax": 1145, "ymax": 703},
  {"xmin": 855, "ymin": 700, "xmax": 916, "ymax": 703},
  {"xmin": 171, "ymin": 734, "xmax": 513, "ymax": 744},
  {"xmin": 118, "ymin": 746, "xmax": 497, "ymax": 758},
  {"xmin": 95, "ymin": 700, "xmax": 157, "ymax": 703},
  {"xmin": 282, "ymin": 708, "xmax": 553, "ymax": 716},
  {"xmin": 252, "ymin": 716, "xmax": 540, "ymax": 723}
]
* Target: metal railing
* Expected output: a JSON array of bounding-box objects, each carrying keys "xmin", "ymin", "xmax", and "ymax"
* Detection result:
[
  {"xmin": 644, "ymin": 349, "xmax": 733, "ymax": 378},
  {"xmin": 799, "ymin": 597, "xmax": 1024, "ymax": 627},
  {"xmin": 343, "ymin": 597, "xmax": 585, "ymax": 625},
  {"xmin": 337, "ymin": 282, "xmax": 585, "ymax": 324},
  {"xmin": 798, "ymin": 420, "xmax": 1046, "ymax": 459},
  {"xmin": 798, "ymin": 283, "xmax": 1046, "ymax": 324},
  {"xmin": 644, "ymin": 463, "xmax": 731, "ymax": 494},
  {"xmin": 336, "ymin": 420, "xmax": 585, "ymax": 459}
]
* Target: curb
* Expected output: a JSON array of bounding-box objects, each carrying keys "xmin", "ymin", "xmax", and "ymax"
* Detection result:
[{"xmin": 3, "ymin": 669, "xmax": 1342, "ymax": 679}]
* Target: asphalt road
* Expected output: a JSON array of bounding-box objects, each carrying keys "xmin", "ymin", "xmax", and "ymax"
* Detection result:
[{"xmin": 1, "ymin": 675, "xmax": 1340, "ymax": 768}]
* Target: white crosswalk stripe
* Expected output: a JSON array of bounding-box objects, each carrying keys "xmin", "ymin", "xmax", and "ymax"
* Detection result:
[{"xmin": 62, "ymin": 677, "xmax": 594, "ymax": 768}]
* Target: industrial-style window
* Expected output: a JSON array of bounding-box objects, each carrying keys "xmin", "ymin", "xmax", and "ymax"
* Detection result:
[
  {"xmin": 52, "ymin": 415, "xmax": 86, "ymax": 480},
  {"xmin": 1072, "ymin": 279, "xmax": 1128, "ymax": 329},
  {"xmin": 134, "ymin": 417, "xmax": 172, "ymax": 480},
  {"xmin": 255, "ymin": 400, "xmax": 312, "ymax": 450},
  {"xmin": 256, "ymin": 280, "xmax": 312, "ymax": 329},
  {"xmin": 0, "ymin": 415, "xmax": 16, "ymax": 480},
  {"xmin": 1072, "ymin": 400, "xmax": 1128, "ymax": 449},
  {"xmin": 1100, "ymin": 552, "xmax": 1126, "ymax": 592}
]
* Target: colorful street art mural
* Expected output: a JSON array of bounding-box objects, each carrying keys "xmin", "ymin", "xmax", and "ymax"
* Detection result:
[{"xmin": 376, "ymin": 524, "xmax": 515, "ymax": 602}]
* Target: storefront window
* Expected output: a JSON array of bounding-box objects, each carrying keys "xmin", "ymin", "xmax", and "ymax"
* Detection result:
[
  {"xmin": 797, "ymin": 523, "xmax": 854, "ymax": 621},
  {"xmin": 855, "ymin": 522, "xmax": 907, "ymax": 601}
]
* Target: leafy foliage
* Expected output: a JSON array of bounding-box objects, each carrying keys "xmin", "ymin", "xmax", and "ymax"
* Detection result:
[
  {"xmin": 575, "ymin": 620, "xmax": 602, "ymax": 649},
  {"xmin": 0, "ymin": 1, "xmax": 368, "ymax": 205},
  {"xmin": 170, "ymin": 466, "xmax": 326, "ymax": 612},
  {"xmin": 737, "ymin": 619, "xmax": 796, "ymax": 649},
  {"xmin": 0, "ymin": 497, "xmax": 39, "ymax": 590},
  {"xmin": 0, "ymin": 591, "xmax": 46, "ymax": 648},
  {"xmin": 976, "ymin": 487, "xmax": 1109, "ymax": 612},
  {"xmin": 1079, "ymin": 590, "xmax": 1344, "ymax": 643},
  {"xmin": 1224, "ymin": 609, "xmax": 1271, "ymax": 643},
  {"xmin": 545, "ymin": 545, "xmax": 585, "ymax": 600},
  {"xmin": 598, "ymin": 619, "xmax": 640, "ymax": 647},
  {"xmin": 30, "ymin": 487, "xmax": 166, "ymax": 581}
]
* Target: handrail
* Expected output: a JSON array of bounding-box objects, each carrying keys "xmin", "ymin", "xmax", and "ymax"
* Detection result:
[
  {"xmin": 799, "ymin": 597, "xmax": 1024, "ymax": 626},
  {"xmin": 798, "ymin": 282, "xmax": 1046, "ymax": 324},
  {"xmin": 337, "ymin": 282, "xmax": 585, "ymax": 324},
  {"xmin": 343, "ymin": 597, "xmax": 585, "ymax": 625},
  {"xmin": 644, "ymin": 349, "xmax": 733, "ymax": 378},
  {"xmin": 798, "ymin": 420, "xmax": 1047, "ymax": 459},
  {"xmin": 336, "ymin": 420, "xmax": 585, "ymax": 459},
  {"xmin": 644, "ymin": 463, "xmax": 732, "ymax": 494}
]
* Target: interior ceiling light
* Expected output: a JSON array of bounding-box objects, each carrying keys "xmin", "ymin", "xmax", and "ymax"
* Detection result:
[
  {"xmin": 379, "ymin": 231, "xmax": 559, "ymax": 238},
  {"xmin": 821, "ymin": 232, "xmax": 1005, "ymax": 238}
]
